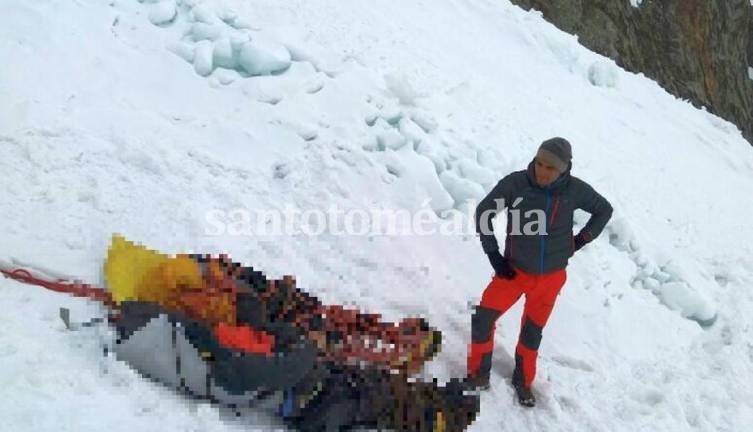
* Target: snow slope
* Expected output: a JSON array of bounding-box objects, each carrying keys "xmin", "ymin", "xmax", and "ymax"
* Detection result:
[{"xmin": 2, "ymin": 0, "xmax": 753, "ymax": 430}]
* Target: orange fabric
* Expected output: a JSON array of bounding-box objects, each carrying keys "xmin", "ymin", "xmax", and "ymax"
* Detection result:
[
  {"xmin": 466, "ymin": 339, "xmax": 494, "ymax": 377},
  {"xmin": 139, "ymin": 256, "xmax": 204, "ymax": 306},
  {"xmin": 467, "ymin": 268, "xmax": 566, "ymax": 386},
  {"xmin": 214, "ymin": 322, "xmax": 275, "ymax": 354},
  {"xmin": 514, "ymin": 344, "xmax": 540, "ymax": 388},
  {"xmin": 176, "ymin": 289, "xmax": 237, "ymax": 326},
  {"xmin": 479, "ymin": 269, "xmax": 566, "ymax": 323},
  {"xmin": 134, "ymin": 256, "xmax": 240, "ymax": 326}
]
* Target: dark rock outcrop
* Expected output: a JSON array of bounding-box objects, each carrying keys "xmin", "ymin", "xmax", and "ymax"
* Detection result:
[{"xmin": 510, "ymin": 0, "xmax": 753, "ymax": 144}]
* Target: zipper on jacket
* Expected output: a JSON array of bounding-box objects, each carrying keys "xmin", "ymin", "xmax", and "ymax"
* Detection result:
[
  {"xmin": 549, "ymin": 197, "xmax": 560, "ymax": 225},
  {"xmin": 541, "ymin": 191, "xmax": 552, "ymax": 273}
]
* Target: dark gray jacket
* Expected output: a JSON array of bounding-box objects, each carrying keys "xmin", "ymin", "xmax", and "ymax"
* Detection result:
[{"xmin": 475, "ymin": 160, "xmax": 613, "ymax": 274}]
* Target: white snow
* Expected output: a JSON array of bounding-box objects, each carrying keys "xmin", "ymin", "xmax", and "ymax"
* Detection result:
[
  {"xmin": 2, "ymin": 0, "xmax": 753, "ymax": 431},
  {"xmin": 748, "ymin": 66, "xmax": 753, "ymax": 81},
  {"xmin": 238, "ymin": 37, "xmax": 292, "ymax": 76},
  {"xmin": 630, "ymin": 0, "xmax": 644, "ymax": 7},
  {"xmin": 212, "ymin": 38, "xmax": 236, "ymax": 70},
  {"xmin": 588, "ymin": 61, "xmax": 619, "ymax": 88},
  {"xmin": 190, "ymin": 22, "xmax": 225, "ymax": 41},
  {"xmin": 438, "ymin": 170, "xmax": 485, "ymax": 206},
  {"xmin": 193, "ymin": 40, "xmax": 214, "ymax": 77},
  {"xmin": 147, "ymin": 1, "xmax": 177, "ymax": 26}
]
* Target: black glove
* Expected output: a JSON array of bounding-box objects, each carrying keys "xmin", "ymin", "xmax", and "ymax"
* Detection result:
[
  {"xmin": 487, "ymin": 250, "xmax": 516, "ymax": 280},
  {"xmin": 574, "ymin": 233, "xmax": 587, "ymax": 252}
]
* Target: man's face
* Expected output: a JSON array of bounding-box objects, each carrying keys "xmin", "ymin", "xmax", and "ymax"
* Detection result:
[{"xmin": 534, "ymin": 158, "xmax": 562, "ymax": 187}]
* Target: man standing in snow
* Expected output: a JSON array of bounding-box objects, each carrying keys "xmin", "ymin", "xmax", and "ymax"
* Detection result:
[{"xmin": 467, "ymin": 137, "xmax": 613, "ymax": 407}]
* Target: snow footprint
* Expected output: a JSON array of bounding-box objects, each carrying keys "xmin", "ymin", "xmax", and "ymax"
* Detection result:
[{"xmin": 550, "ymin": 355, "xmax": 595, "ymax": 373}]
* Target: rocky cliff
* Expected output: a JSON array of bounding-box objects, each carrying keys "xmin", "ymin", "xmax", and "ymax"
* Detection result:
[{"xmin": 510, "ymin": 0, "xmax": 753, "ymax": 144}]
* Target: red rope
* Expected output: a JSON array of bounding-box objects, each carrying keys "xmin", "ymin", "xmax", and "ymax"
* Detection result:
[{"xmin": 1, "ymin": 268, "xmax": 115, "ymax": 307}]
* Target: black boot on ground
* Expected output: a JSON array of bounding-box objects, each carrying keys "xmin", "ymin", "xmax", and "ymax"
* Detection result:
[
  {"xmin": 513, "ymin": 384, "xmax": 536, "ymax": 408},
  {"xmin": 464, "ymin": 374, "xmax": 490, "ymax": 391}
]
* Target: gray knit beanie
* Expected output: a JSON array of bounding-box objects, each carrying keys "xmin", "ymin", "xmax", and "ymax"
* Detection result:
[{"xmin": 536, "ymin": 137, "xmax": 572, "ymax": 173}]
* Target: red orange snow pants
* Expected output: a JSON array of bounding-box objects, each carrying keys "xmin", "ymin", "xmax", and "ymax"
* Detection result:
[{"xmin": 467, "ymin": 268, "xmax": 566, "ymax": 388}]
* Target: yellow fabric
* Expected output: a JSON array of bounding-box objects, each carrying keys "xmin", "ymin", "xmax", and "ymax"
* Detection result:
[
  {"xmin": 103, "ymin": 234, "xmax": 202, "ymax": 305},
  {"xmin": 433, "ymin": 411, "xmax": 446, "ymax": 432}
]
